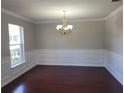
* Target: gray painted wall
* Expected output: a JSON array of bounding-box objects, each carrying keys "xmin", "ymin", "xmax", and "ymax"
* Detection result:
[
  {"xmin": 35, "ymin": 21, "xmax": 105, "ymax": 49},
  {"xmin": 105, "ymin": 7, "xmax": 123, "ymax": 55},
  {"xmin": 1, "ymin": 6, "xmax": 123, "ymax": 86},
  {"xmin": 1, "ymin": 13, "xmax": 35, "ymax": 57},
  {"xmin": 1, "ymin": 12, "xmax": 36, "ymax": 87},
  {"xmin": 105, "ymin": 6, "xmax": 123, "ymax": 84}
]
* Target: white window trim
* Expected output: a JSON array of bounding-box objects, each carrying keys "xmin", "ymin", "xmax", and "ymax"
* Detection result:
[
  {"xmin": 11, "ymin": 60, "xmax": 25, "ymax": 68},
  {"xmin": 8, "ymin": 23, "xmax": 25, "ymax": 68}
]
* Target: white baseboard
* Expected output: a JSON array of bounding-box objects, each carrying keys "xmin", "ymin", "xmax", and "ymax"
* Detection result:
[
  {"xmin": 2, "ymin": 49, "xmax": 123, "ymax": 87},
  {"xmin": 104, "ymin": 50, "xmax": 123, "ymax": 85},
  {"xmin": 1, "ymin": 51, "xmax": 35, "ymax": 87},
  {"xmin": 105, "ymin": 64, "xmax": 123, "ymax": 85},
  {"xmin": 1, "ymin": 64, "xmax": 34, "ymax": 87}
]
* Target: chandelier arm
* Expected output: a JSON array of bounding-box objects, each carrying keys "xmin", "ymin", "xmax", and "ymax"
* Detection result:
[
  {"xmin": 63, "ymin": 10, "xmax": 67, "ymax": 26},
  {"xmin": 56, "ymin": 10, "xmax": 73, "ymax": 35}
]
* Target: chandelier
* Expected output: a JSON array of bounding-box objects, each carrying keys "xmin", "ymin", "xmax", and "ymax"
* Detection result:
[{"xmin": 56, "ymin": 10, "xmax": 73, "ymax": 35}]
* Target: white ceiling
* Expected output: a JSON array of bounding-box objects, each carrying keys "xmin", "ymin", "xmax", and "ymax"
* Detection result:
[{"xmin": 1, "ymin": 0, "xmax": 122, "ymax": 22}]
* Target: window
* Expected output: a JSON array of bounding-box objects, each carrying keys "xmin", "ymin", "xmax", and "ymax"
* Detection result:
[{"xmin": 8, "ymin": 24, "xmax": 25, "ymax": 68}]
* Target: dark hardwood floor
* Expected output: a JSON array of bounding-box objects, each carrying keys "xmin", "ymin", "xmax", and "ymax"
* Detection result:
[{"xmin": 2, "ymin": 65, "xmax": 123, "ymax": 93}]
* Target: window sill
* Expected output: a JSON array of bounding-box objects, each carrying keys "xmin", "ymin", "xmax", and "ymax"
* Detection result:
[{"xmin": 11, "ymin": 61, "xmax": 25, "ymax": 68}]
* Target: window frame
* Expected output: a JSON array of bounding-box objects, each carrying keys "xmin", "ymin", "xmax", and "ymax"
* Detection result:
[{"xmin": 8, "ymin": 23, "xmax": 25, "ymax": 68}]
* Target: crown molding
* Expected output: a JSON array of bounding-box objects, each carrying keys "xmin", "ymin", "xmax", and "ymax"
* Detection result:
[
  {"xmin": 1, "ymin": 8, "xmax": 105, "ymax": 24},
  {"xmin": 104, "ymin": 5, "xmax": 123, "ymax": 20},
  {"xmin": 1, "ymin": 8, "xmax": 35, "ymax": 23},
  {"xmin": 35, "ymin": 18, "xmax": 105, "ymax": 24},
  {"xmin": 2, "ymin": 5, "xmax": 122, "ymax": 24}
]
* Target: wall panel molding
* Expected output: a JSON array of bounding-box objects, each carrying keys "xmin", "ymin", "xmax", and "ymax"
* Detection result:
[
  {"xmin": 34, "ymin": 49, "xmax": 105, "ymax": 67},
  {"xmin": 104, "ymin": 50, "xmax": 123, "ymax": 85},
  {"xmin": 1, "ymin": 51, "xmax": 35, "ymax": 87},
  {"xmin": 2, "ymin": 49, "xmax": 123, "ymax": 87}
]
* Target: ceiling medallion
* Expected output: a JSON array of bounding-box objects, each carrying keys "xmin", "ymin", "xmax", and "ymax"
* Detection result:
[{"xmin": 56, "ymin": 10, "xmax": 73, "ymax": 35}]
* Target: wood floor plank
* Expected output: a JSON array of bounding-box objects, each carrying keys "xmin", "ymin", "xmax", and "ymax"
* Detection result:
[{"xmin": 2, "ymin": 65, "xmax": 123, "ymax": 93}]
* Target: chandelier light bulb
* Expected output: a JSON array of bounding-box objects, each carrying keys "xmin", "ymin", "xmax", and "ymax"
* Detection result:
[{"xmin": 56, "ymin": 10, "xmax": 73, "ymax": 35}]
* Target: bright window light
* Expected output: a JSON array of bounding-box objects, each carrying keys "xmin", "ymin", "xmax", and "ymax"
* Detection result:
[{"xmin": 8, "ymin": 24, "xmax": 25, "ymax": 68}]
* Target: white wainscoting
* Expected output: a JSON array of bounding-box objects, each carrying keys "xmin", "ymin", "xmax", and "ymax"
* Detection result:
[
  {"xmin": 2, "ymin": 49, "xmax": 123, "ymax": 87},
  {"xmin": 1, "ymin": 50, "xmax": 35, "ymax": 87},
  {"xmin": 104, "ymin": 50, "xmax": 123, "ymax": 85},
  {"xmin": 34, "ymin": 49, "xmax": 105, "ymax": 67}
]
